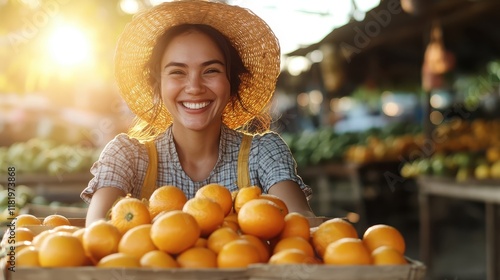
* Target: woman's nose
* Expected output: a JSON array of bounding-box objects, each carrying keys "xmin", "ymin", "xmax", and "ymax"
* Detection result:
[{"xmin": 185, "ymin": 74, "xmax": 205, "ymax": 95}]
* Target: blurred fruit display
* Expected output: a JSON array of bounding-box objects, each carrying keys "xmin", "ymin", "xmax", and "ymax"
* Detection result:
[
  {"xmin": 0, "ymin": 183, "xmax": 88, "ymax": 225},
  {"xmin": 282, "ymin": 122, "xmax": 423, "ymax": 167},
  {"xmin": 0, "ymin": 138, "xmax": 100, "ymax": 175},
  {"xmin": 400, "ymin": 119, "xmax": 500, "ymax": 181}
]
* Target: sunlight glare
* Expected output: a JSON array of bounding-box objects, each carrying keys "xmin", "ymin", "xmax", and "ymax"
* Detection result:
[
  {"xmin": 46, "ymin": 25, "xmax": 92, "ymax": 68},
  {"xmin": 120, "ymin": 0, "xmax": 140, "ymax": 14}
]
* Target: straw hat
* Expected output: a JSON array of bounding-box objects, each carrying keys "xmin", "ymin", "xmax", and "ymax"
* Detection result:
[{"xmin": 114, "ymin": 0, "xmax": 281, "ymax": 131}]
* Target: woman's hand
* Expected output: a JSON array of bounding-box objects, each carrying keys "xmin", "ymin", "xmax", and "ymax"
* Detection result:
[{"xmin": 85, "ymin": 187, "xmax": 126, "ymax": 227}]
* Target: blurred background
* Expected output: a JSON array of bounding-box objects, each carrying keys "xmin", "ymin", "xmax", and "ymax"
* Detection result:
[{"xmin": 1, "ymin": 0, "xmax": 500, "ymax": 279}]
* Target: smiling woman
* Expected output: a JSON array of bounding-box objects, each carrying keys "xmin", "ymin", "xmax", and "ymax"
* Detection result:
[{"xmin": 82, "ymin": 0, "xmax": 320, "ymax": 227}]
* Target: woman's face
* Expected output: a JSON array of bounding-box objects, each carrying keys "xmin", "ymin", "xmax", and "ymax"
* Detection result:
[{"xmin": 160, "ymin": 30, "xmax": 231, "ymax": 131}]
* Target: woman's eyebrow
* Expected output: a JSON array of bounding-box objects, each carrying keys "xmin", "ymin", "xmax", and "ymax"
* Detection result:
[{"xmin": 163, "ymin": 59, "xmax": 225, "ymax": 70}]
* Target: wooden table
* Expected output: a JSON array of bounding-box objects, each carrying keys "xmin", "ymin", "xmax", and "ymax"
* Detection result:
[
  {"xmin": 416, "ymin": 176, "xmax": 500, "ymax": 280},
  {"xmin": 298, "ymin": 161, "xmax": 401, "ymax": 232},
  {"xmin": 0, "ymin": 173, "xmax": 92, "ymax": 203}
]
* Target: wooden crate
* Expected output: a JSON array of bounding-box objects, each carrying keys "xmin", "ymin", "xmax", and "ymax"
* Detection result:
[
  {"xmin": 27, "ymin": 204, "xmax": 88, "ymax": 219},
  {"xmin": 247, "ymin": 260, "xmax": 426, "ymax": 280},
  {"xmin": 2, "ymin": 262, "xmax": 426, "ymax": 280},
  {"xmin": 2, "ymin": 267, "xmax": 248, "ymax": 280},
  {"xmin": 1, "ymin": 219, "xmax": 426, "ymax": 280}
]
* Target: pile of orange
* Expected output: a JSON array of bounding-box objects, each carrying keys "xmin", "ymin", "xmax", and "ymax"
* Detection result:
[
  {"xmin": 316, "ymin": 220, "xmax": 408, "ymax": 265},
  {"xmin": 1, "ymin": 183, "xmax": 409, "ymax": 269}
]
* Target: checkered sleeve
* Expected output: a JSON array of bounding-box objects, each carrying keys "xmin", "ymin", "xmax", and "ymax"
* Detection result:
[
  {"xmin": 254, "ymin": 132, "xmax": 312, "ymax": 199},
  {"xmin": 80, "ymin": 134, "xmax": 145, "ymax": 203}
]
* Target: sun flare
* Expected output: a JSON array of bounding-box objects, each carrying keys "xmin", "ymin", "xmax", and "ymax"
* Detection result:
[{"xmin": 46, "ymin": 25, "xmax": 92, "ymax": 67}]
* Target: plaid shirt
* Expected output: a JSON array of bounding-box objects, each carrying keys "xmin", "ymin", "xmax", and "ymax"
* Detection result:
[{"xmin": 81, "ymin": 125, "xmax": 312, "ymax": 202}]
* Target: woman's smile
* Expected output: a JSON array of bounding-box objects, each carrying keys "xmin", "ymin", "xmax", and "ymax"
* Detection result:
[{"xmin": 181, "ymin": 101, "xmax": 212, "ymax": 110}]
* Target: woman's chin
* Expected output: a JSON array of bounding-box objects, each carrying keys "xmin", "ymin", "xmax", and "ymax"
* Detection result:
[{"xmin": 178, "ymin": 121, "xmax": 211, "ymax": 132}]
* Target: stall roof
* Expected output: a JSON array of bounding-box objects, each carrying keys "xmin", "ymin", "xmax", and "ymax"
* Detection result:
[
  {"xmin": 282, "ymin": 0, "xmax": 500, "ymax": 94},
  {"xmin": 287, "ymin": 0, "xmax": 500, "ymax": 59}
]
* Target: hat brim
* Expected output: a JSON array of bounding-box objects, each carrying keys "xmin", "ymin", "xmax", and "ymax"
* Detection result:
[{"xmin": 114, "ymin": 0, "xmax": 281, "ymax": 131}]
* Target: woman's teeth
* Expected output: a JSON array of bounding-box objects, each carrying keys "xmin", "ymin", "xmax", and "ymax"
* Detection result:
[{"xmin": 182, "ymin": 101, "xmax": 210, "ymax": 109}]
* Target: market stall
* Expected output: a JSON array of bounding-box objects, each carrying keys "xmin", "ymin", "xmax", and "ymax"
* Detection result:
[{"xmin": 416, "ymin": 175, "xmax": 500, "ymax": 280}]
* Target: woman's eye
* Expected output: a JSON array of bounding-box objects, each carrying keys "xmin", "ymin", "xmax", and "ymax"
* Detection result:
[
  {"xmin": 205, "ymin": 68, "xmax": 222, "ymax": 74},
  {"xmin": 168, "ymin": 70, "xmax": 184, "ymax": 75}
]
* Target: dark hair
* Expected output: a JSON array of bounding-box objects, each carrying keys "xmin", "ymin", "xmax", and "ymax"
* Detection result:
[{"xmin": 135, "ymin": 24, "xmax": 249, "ymax": 134}]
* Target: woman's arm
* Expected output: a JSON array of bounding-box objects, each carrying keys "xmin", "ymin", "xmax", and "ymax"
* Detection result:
[
  {"xmin": 268, "ymin": 181, "xmax": 314, "ymax": 216},
  {"xmin": 268, "ymin": 181, "xmax": 326, "ymax": 227},
  {"xmin": 85, "ymin": 187, "xmax": 126, "ymax": 227}
]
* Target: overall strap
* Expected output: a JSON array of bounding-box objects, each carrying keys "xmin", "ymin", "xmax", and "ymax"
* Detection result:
[
  {"xmin": 237, "ymin": 134, "xmax": 253, "ymax": 189},
  {"xmin": 140, "ymin": 141, "xmax": 158, "ymax": 199}
]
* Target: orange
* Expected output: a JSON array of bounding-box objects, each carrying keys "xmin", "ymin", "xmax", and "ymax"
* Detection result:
[
  {"xmin": 269, "ymin": 248, "xmax": 317, "ymax": 265},
  {"xmin": 259, "ymin": 194, "xmax": 289, "ymax": 216},
  {"xmin": 72, "ymin": 228, "xmax": 86, "ymax": 243},
  {"xmin": 233, "ymin": 185, "xmax": 262, "ymax": 213},
  {"xmin": 224, "ymin": 212, "xmax": 238, "ymax": 224},
  {"xmin": 150, "ymin": 210, "xmax": 200, "ymax": 254},
  {"xmin": 363, "ymin": 224, "xmax": 406, "ymax": 254},
  {"xmin": 273, "ymin": 236, "xmax": 315, "ymax": 258},
  {"xmin": 42, "ymin": 214, "xmax": 71, "ymax": 227},
  {"xmin": 15, "ymin": 227, "xmax": 34, "ymax": 243},
  {"xmin": 13, "ymin": 241, "xmax": 33, "ymax": 254},
  {"xmin": 97, "ymin": 252, "xmax": 141, "ymax": 268},
  {"xmin": 223, "ymin": 213, "xmax": 240, "ymax": 231},
  {"xmin": 148, "ymin": 185, "xmax": 187, "ymax": 219},
  {"xmin": 194, "ymin": 237, "xmax": 208, "ymax": 248},
  {"xmin": 176, "ymin": 247, "xmax": 218, "ymax": 268},
  {"xmin": 207, "ymin": 227, "xmax": 240, "ymax": 254},
  {"xmin": 195, "ymin": 183, "xmax": 233, "ymax": 216},
  {"xmin": 151, "ymin": 211, "xmax": 169, "ymax": 223},
  {"xmin": 14, "ymin": 214, "xmax": 41, "ymax": 227},
  {"xmin": 312, "ymin": 218, "xmax": 358, "ymax": 258},
  {"xmin": 323, "ymin": 237, "xmax": 372, "ymax": 265},
  {"xmin": 68, "ymin": 228, "xmax": 93, "ymax": 267},
  {"xmin": 39, "ymin": 232, "xmax": 87, "ymax": 267},
  {"xmin": 217, "ymin": 239, "xmax": 261, "ymax": 268},
  {"xmin": 83, "ymin": 220, "xmax": 121, "ymax": 263},
  {"xmin": 32, "ymin": 230, "xmax": 55, "ymax": 249},
  {"xmin": 118, "ymin": 224, "xmax": 157, "ymax": 259},
  {"xmin": 16, "ymin": 246, "xmax": 40, "ymax": 267},
  {"xmin": 222, "ymin": 220, "xmax": 240, "ymax": 232},
  {"xmin": 52, "ymin": 225, "xmax": 81, "ymax": 234},
  {"xmin": 110, "ymin": 197, "xmax": 151, "ymax": 235},
  {"xmin": 182, "ymin": 197, "xmax": 225, "ymax": 237},
  {"xmin": 371, "ymin": 246, "xmax": 408, "ymax": 265},
  {"xmin": 140, "ymin": 250, "xmax": 178, "ymax": 268},
  {"xmin": 238, "ymin": 199, "xmax": 285, "ymax": 240},
  {"xmin": 280, "ymin": 212, "xmax": 310, "ymax": 240},
  {"xmin": 240, "ymin": 234, "xmax": 271, "ymax": 262}
]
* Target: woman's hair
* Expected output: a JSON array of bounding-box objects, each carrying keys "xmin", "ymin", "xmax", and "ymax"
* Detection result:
[{"xmin": 127, "ymin": 24, "xmax": 271, "ymax": 141}]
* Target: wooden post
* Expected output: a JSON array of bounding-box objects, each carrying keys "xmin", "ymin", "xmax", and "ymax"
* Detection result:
[
  {"xmin": 485, "ymin": 203, "xmax": 499, "ymax": 280},
  {"xmin": 418, "ymin": 191, "xmax": 432, "ymax": 274}
]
